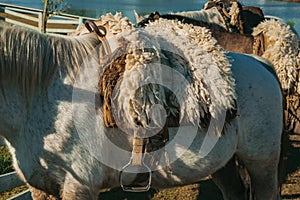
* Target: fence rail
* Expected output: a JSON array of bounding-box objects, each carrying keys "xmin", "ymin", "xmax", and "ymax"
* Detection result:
[
  {"xmin": 0, "ymin": 138, "xmax": 31, "ymax": 199},
  {"xmin": 0, "ymin": 3, "xmax": 97, "ymax": 34},
  {"xmin": 7, "ymin": 189, "xmax": 32, "ymax": 200},
  {"xmin": 0, "ymin": 172, "xmax": 24, "ymax": 193}
]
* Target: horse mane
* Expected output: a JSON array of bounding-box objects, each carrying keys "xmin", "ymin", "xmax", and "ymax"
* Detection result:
[{"xmin": 0, "ymin": 25, "xmax": 100, "ymax": 97}]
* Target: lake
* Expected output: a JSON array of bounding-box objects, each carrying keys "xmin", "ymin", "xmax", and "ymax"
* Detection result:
[{"xmin": 1, "ymin": 0, "xmax": 300, "ymax": 33}]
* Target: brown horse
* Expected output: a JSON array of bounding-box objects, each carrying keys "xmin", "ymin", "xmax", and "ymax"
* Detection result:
[
  {"xmin": 202, "ymin": 0, "xmax": 300, "ymax": 133},
  {"xmin": 137, "ymin": 12, "xmax": 255, "ymax": 54},
  {"xmin": 202, "ymin": 0, "xmax": 265, "ymax": 34}
]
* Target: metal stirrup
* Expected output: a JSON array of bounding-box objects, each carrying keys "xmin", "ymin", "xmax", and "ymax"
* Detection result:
[{"xmin": 119, "ymin": 132, "xmax": 152, "ymax": 192}]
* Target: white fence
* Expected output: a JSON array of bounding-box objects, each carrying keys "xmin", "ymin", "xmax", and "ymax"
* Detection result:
[
  {"xmin": 0, "ymin": 138, "xmax": 31, "ymax": 199},
  {"xmin": 0, "ymin": 3, "xmax": 96, "ymax": 34}
]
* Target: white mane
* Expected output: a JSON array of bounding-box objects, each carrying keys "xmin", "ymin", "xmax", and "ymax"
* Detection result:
[{"xmin": 0, "ymin": 26, "xmax": 100, "ymax": 97}]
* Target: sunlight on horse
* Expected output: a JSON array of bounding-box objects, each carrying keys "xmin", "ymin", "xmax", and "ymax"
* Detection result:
[{"xmin": 0, "ymin": 13, "xmax": 283, "ymax": 200}]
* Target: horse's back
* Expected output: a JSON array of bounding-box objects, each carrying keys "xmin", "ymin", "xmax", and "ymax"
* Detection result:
[{"xmin": 229, "ymin": 52, "xmax": 283, "ymax": 158}]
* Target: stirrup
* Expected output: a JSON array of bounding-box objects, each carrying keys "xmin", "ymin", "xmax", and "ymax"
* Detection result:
[{"xmin": 119, "ymin": 154, "xmax": 152, "ymax": 192}]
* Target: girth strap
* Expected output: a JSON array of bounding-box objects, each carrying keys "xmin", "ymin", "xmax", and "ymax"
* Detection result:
[{"xmin": 132, "ymin": 136, "xmax": 147, "ymax": 165}]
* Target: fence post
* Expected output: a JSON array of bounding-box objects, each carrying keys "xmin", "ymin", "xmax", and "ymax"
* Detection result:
[
  {"xmin": 38, "ymin": 12, "xmax": 43, "ymax": 32},
  {"xmin": 78, "ymin": 17, "xmax": 83, "ymax": 25}
]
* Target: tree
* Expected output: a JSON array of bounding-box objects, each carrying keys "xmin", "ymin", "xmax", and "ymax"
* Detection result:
[{"xmin": 41, "ymin": 0, "xmax": 70, "ymax": 33}]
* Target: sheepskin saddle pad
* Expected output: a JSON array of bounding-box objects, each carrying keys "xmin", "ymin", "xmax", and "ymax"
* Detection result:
[
  {"xmin": 99, "ymin": 18, "xmax": 237, "ymax": 137},
  {"xmin": 252, "ymin": 19, "xmax": 299, "ymax": 91}
]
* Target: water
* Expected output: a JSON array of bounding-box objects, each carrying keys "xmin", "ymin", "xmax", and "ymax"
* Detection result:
[{"xmin": 1, "ymin": 0, "xmax": 300, "ymax": 33}]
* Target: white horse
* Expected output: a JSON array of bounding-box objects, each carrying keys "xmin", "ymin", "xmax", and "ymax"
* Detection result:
[{"xmin": 0, "ymin": 17, "xmax": 282, "ymax": 200}]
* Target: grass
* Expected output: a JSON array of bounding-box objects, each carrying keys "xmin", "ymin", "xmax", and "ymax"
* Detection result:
[
  {"xmin": 0, "ymin": 185, "xmax": 28, "ymax": 200},
  {"xmin": 0, "ymin": 146, "xmax": 14, "ymax": 175},
  {"xmin": 0, "ymin": 146, "xmax": 28, "ymax": 199},
  {"xmin": 287, "ymin": 20, "xmax": 296, "ymax": 27}
]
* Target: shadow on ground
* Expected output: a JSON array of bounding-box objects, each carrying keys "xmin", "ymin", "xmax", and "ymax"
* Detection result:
[
  {"xmin": 99, "ymin": 180, "xmax": 222, "ymax": 200},
  {"xmin": 281, "ymin": 131, "xmax": 300, "ymax": 199}
]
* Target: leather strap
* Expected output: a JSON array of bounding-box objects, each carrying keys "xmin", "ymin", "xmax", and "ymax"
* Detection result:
[{"xmin": 131, "ymin": 136, "xmax": 145, "ymax": 165}]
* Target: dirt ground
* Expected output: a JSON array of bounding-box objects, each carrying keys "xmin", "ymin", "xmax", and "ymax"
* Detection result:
[
  {"xmin": 281, "ymin": 131, "xmax": 300, "ymax": 200},
  {"xmin": 1, "ymin": 133, "xmax": 299, "ymax": 200},
  {"xmin": 98, "ymin": 180, "xmax": 222, "ymax": 200}
]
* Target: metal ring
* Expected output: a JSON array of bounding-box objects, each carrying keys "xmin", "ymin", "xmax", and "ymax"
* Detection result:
[
  {"xmin": 97, "ymin": 25, "xmax": 107, "ymax": 38},
  {"xmin": 84, "ymin": 20, "xmax": 107, "ymax": 38}
]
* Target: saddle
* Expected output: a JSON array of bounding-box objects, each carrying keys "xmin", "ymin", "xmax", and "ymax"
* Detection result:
[
  {"xmin": 85, "ymin": 20, "xmax": 170, "ymax": 192},
  {"xmin": 85, "ymin": 18, "xmax": 238, "ymax": 192}
]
